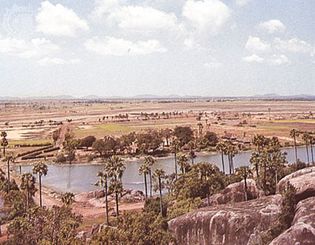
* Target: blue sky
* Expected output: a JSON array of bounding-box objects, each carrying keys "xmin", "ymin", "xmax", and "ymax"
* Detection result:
[{"xmin": 0, "ymin": 0, "xmax": 314, "ymax": 97}]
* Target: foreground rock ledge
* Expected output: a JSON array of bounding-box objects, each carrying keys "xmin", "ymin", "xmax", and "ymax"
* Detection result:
[
  {"xmin": 168, "ymin": 195, "xmax": 282, "ymax": 245},
  {"xmin": 270, "ymin": 196, "xmax": 315, "ymax": 245}
]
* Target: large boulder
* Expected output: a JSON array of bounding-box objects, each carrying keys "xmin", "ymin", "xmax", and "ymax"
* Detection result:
[
  {"xmin": 168, "ymin": 195, "xmax": 282, "ymax": 245},
  {"xmin": 277, "ymin": 167, "xmax": 315, "ymax": 202},
  {"xmin": 207, "ymin": 179, "xmax": 262, "ymax": 206},
  {"xmin": 270, "ymin": 196, "xmax": 315, "ymax": 245}
]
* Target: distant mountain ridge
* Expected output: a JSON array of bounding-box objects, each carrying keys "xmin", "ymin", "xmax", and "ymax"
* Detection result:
[{"xmin": 0, "ymin": 94, "xmax": 315, "ymax": 101}]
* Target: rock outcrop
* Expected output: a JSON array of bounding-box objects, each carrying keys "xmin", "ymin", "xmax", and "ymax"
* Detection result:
[
  {"xmin": 168, "ymin": 195, "xmax": 282, "ymax": 245},
  {"xmin": 270, "ymin": 196, "xmax": 315, "ymax": 245},
  {"xmin": 277, "ymin": 166, "xmax": 315, "ymax": 202},
  {"xmin": 207, "ymin": 179, "xmax": 262, "ymax": 206}
]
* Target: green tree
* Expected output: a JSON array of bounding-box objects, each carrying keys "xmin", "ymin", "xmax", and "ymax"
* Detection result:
[
  {"xmin": 107, "ymin": 156, "xmax": 126, "ymax": 217},
  {"xmin": 170, "ymin": 139, "xmax": 180, "ymax": 179},
  {"xmin": 97, "ymin": 170, "xmax": 110, "ymax": 224},
  {"xmin": 1, "ymin": 131, "xmax": 8, "ymax": 157},
  {"xmin": 20, "ymin": 173, "xmax": 37, "ymax": 209},
  {"xmin": 32, "ymin": 162, "xmax": 48, "ymax": 207},
  {"xmin": 139, "ymin": 162, "xmax": 150, "ymax": 199},
  {"xmin": 173, "ymin": 126, "xmax": 194, "ymax": 147},
  {"xmin": 177, "ymin": 154, "xmax": 190, "ymax": 174},
  {"xmin": 216, "ymin": 142, "xmax": 227, "ymax": 173},
  {"xmin": 61, "ymin": 192, "xmax": 75, "ymax": 207},
  {"xmin": 290, "ymin": 129, "xmax": 300, "ymax": 163},
  {"xmin": 302, "ymin": 132, "xmax": 311, "ymax": 164},
  {"xmin": 235, "ymin": 166, "xmax": 252, "ymax": 201},
  {"xmin": 153, "ymin": 168, "xmax": 166, "ymax": 217},
  {"xmin": 144, "ymin": 156, "xmax": 156, "ymax": 197}
]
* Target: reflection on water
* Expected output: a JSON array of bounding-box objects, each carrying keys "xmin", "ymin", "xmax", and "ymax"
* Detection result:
[{"xmin": 17, "ymin": 146, "xmax": 310, "ymax": 194}]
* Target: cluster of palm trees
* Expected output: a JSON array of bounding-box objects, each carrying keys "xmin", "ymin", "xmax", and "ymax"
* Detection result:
[
  {"xmin": 215, "ymin": 141, "xmax": 239, "ymax": 174},
  {"xmin": 97, "ymin": 155, "xmax": 126, "ymax": 225},
  {"xmin": 290, "ymin": 129, "xmax": 315, "ymax": 164}
]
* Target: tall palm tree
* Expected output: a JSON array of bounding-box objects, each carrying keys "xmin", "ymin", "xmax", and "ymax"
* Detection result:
[
  {"xmin": 61, "ymin": 192, "xmax": 75, "ymax": 206},
  {"xmin": 1, "ymin": 131, "xmax": 8, "ymax": 157},
  {"xmin": 144, "ymin": 156, "xmax": 155, "ymax": 197},
  {"xmin": 97, "ymin": 171, "xmax": 109, "ymax": 225},
  {"xmin": 106, "ymin": 156, "xmax": 125, "ymax": 217},
  {"xmin": 290, "ymin": 129, "xmax": 300, "ymax": 163},
  {"xmin": 302, "ymin": 132, "xmax": 311, "ymax": 164},
  {"xmin": 177, "ymin": 154, "xmax": 189, "ymax": 174},
  {"xmin": 216, "ymin": 142, "xmax": 226, "ymax": 173},
  {"xmin": 20, "ymin": 173, "xmax": 37, "ymax": 209},
  {"xmin": 226, "ymin": 142, "xmax": 238, "ymax": 174},
  {"xmin": 235, "ymin": 166, "xmax": 252, "ymax": 201},
  {"xmin": 171, "ymin": 139, "xmax": 180, "ymax": 179},
  {"xmin": 188, "ymin": 141, "xmax": 196, "ymax": 164},
  {"xmin": 138, "ymin": 162, "xmax": 150, "ymax": 199},
  {"xmin": 250, "ymin": 152, "xmax": 260, "ymax": 183},
  {"xmin": 310, "ymin": 135, "xmax": 315, "ymax": 165},
  {"xmin": 32, "ymin": 162, "xmax": 48, "ymax": 207},
  {"xmin": 5, "ymin": 155, "xmax": 13, "ymax": 193},
  {"xmin": 153, "ymin": 168, "xmax": 166, "ymax": 217}
]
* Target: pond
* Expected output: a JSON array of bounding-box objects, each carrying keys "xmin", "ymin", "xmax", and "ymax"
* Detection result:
[{"xmin": 17, "ymin": 146, "xmax": 311, "ymax": 194}]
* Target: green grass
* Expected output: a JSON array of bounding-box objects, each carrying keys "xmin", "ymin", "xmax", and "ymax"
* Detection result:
[
  {"xmin": 74, "ymin": 123, "xmax": 133, "ymax": 138},
  {"xmin": 9, "ymin": 139, "xmax": 52, "ymax": 146}
]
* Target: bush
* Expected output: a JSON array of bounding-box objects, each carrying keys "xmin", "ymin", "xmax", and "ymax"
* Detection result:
[{"xmin": 55, "ymin": 153, "xmax": 67, "ymax": 163}]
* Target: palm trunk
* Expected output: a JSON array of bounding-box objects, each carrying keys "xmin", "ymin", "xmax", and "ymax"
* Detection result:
[
  {"xmin": 255, "ymin": 162, "xmax": 259, "ymax": 182},
  {"xmin": 149, "ymin": 170, "xmax": 152, "ymax": 197},
  {"xmin": 104, "ymin": 178, "xmax": 109, "ymax": 225},
  {"xmin": 228, "ymin": 155, "xmax": 232, "ymax": 175},
  {"xmin": 144, "ymin": 173, "xmax": 148, "ymax": 199},
  {"xmin": 231, "ymin": 157, "xmax": 234, "ymax": 174},
  {"xmin": 7, "ymin": 159, "xmax": 10, "ymax": 193},
  {"xmin": 115, "ymin": 191, "xmax": 119, "ymax": 217},
  {"xmin": 310, "ymin": 143, "xmax": 314, "ymax": 164},
  {"xmin": 39, "ymin": 175, "xmax": 42, "ymax": 207},
  {"xmin": 244, "ymin": 177, "xmax": 248, "ymax": 201},
  {"xmin": 294, "ymin": 136, "xmax": 298, "ymax": 163},
  {"xmin": 158, "ymin": 177, "xmax": 163, "ymax": 216},
  {"xmin": 221, "ymin": 152, "xmax": 225, "ymax": 173},
  {"xmin": 2, "ymin": 146, "xmax": 5, "ymax": 157},
  {"xmin": 174, "ymin": 152, "xmax": 178, "ymax": 179},
  {"xmin": 305, "ymin": 144, "xmax": 310, "ymax": 164}
]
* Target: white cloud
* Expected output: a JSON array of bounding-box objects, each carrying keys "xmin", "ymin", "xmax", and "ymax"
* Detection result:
[
  {"xmin": 85, "ymin": 36, "xmax": 167, "ymax": 56},
  {"xmin": 204, "ymin": 61, "xmax": 222, "ymax": 69},
  {"xmin": 36, "ymin": 1, "xmax": 88, "ymax": 37},
  {"xmin": 245, "ymin": 36, "xmax": 270, "ymax": 53},
  {"xmin": 235, "ymin": 0, "xmax": 251, "ymax": 6},
  {"xmin": 38, "ymin": 57, "xmax": 80, "ymax": 66},
  {"xmin": 269, "ymin": 54, "xmax": 290, "ymax": 65},
  {"xmin": 92, "ymin": 0, "xmax": 120, "ymax": 18},
  {"xmin": 182, "ymin": 0, "xmax": 231, "ymax": 33},
  {"xmin": 107, "ymin": 6, "xmax": 178, "ymax": 31},
  {"xmin": 0, "ymin": 38, "xmax": 59, "ymax": 58},
  {"xmin": 273, "ymin": 37, "xmax": 313, "ymax": 54},
  {"xmin": 258, "ymin": 19, "xmax": 286, "ymax": 34},
  {"xmin": 242, "ymin": 54, "xmax": 264, "ymax": 63}
]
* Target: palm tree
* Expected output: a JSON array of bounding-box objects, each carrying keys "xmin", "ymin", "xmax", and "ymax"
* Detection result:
[
  {"xmin": 177, "ymin": 154, "xmax": 189, "ymax": 174},
  {"xmin": 188, "ymin": 141, "xmax": 196, "ymax": 164},
  {"xmin": 226, "ymin": 142, "xmax": 238, "ymax": 174},
  {"xmin": 97, "ymin": 171, "xmax": 109, "ymax": 224},
  {"xmin": 235, "ymin": 166, "xmax": 252, "ymax": 201},
  {"xmin": 216, "ymin": 142, "xmax": 226, "ymax": 173},
  {"xmin": 290, "ymin": 129, "xmax": 300, "ymax": 163},
  {"xmin": 250, "ymin": 152, "xmax": 260, "ymax": 183},
  {"xmin": 138, "ymin": 163, "xmax": 150, "ymax": 199},
  {"xmin": 153, "ymin": 168, "xmax": 166, "ymax": 216},
  {"xmin": 20, "ymin": 173, "xmax": 37, "ymax": 209},
  {"xmin": 61, "ymin": 192, "xmax": 75, "ymax": 206},
  {"xmin": 302, "ymin": 132, "xmax": 311, "ymax": 164},
  {"xmin": 171, "ymin": 139, "xmax": 180, "ymax": 179},
  {"xmin": 32, "ymin": 162, "xmax": 48, "ymax": 207},
  {"xmin": 144, "ymin": 156, "xmax": 155, "ymax": 197},
  {"xmin": 106, "ymin": 156, "xmax": 125, "ymax": 217},
  {"xmin": 5, "ymin": 155, "xmax": 14, "ymax": 193},
  {"xmin": 310, "ymin": 135, "xmax": 315, "ymax": 165},
  {"xmin": 1, "ymin": 131, "xmax": 8, "ymax": 157}
]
